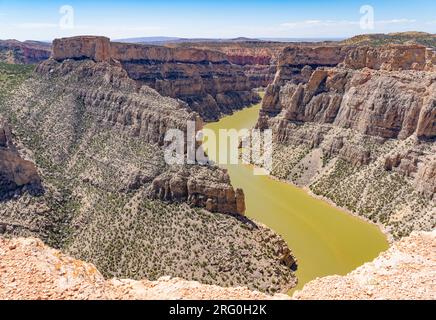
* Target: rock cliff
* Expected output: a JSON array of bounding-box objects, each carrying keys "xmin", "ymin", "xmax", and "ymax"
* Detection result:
[
  {"xmin": 51, "ymin": 36, "xmax": 260, "ymax": 121},
  {"xmin": 259, "ymin": 44, "xmax": 435, "ymax": 238}
]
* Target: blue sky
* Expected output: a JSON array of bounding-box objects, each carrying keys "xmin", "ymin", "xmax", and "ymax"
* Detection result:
[{"xmin": 0, "ymin": 0, "xmax": 435, "ymax": 41}]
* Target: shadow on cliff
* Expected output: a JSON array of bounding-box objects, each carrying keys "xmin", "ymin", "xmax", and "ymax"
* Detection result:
[{"xmin": 0, "ymin": 180, "xmax": 45, "ymax": 202}]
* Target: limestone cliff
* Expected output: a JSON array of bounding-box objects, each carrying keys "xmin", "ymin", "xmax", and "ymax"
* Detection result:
[
  {"xmin": 51, "ymin": 36, "xmax": 260, "ymax": 121},
  {"xmin": 259, "ymin": 45, "xmax": 435, "ymax": 238}
]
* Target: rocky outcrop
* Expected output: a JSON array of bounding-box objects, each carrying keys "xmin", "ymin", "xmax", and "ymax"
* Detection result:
[
  {"xmin": 51, "ymin": 36, "xmax": 260, "ymax": 121},
  {"xmin": 0, "ymin": 40, "xmax": 51, "ymax": 64},
  {"xmin": 149, "ymin": 166, "xmax": 245, "ymax": 215},
  {"xmin": 0, "ymin": 118, "xmax": 40, "ymax": 197},
  {"xmin": 0, "ymin": 237, "xmax": 290, "ymax": 300},
  {"xmin": 262, "ymin": 46, "xmax": 352, "ymax": 115},
  {"xmin": 34, "ymin": 58, "xmax": 246, "ymax": 216},
  {"xmin": 293, "ymin": 231, "xmax": 436, "ymax": 300}
]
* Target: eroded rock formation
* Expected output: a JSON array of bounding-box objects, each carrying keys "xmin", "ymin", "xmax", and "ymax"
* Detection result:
[
  {"xmin": 166, "ymin": 41, "xmax": 290, "ymax": 88},
  {"xmin": 149, "ymin": 166, "xmax": 245, "ymax": 215},
  {"xmin": 0, "ymin": 45, "xmax": 297, "ymax": 293}
]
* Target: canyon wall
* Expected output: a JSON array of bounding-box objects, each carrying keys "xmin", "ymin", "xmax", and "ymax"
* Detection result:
[
  {"xmin": 0, "ymin": 40, "xmax": 51, "ymax": 64},
  {"xmin": 166, "ymin": 41, "xmax": 290, "ymax": 88},
  {"xmin": 52, "ymin": 36, "xmax": 260, "ymax": 121},
  {"xmin": 259, "ymin": 44, "xmax": 435, "ymax": 239}
]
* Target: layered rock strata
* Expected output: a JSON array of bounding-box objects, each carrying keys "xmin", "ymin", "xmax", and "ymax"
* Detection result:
[{"xmin": 166, "ymin": 41, "xmax": 290, "ymax": 88}]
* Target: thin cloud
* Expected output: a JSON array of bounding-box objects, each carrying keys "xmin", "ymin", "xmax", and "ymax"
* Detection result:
[
  {"xmin": 376, "ymin": 19, "xmax": 416, "ymax": 25},
  {"xmin": 281, "ymin": 20, "xmax": 359, "ymax": 29},
  {"xmin": 281, "ymin": 18, "xmax": 416, "ymax": 29},
  {"xmin": 14, "ymin": 23, "xmax": 59, "ymax": 29}
]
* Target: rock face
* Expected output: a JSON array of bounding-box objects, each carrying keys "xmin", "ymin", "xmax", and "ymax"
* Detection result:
[
  {"xmin": 52, "ymin": 36, "xmax": 111, "ymax": 62},
  {"xmin": 0, "ymin": 237, "xmax": 290, "ymax": 300},
  {"xmin": 0, "ymin": 40, "xmax": 51, "ymax": 64},
  {"xmin": 149, "ymin": 166, "xmax": 245, "ymax": 215},
  {"xmin": 262, "ymin": 46, "xmax": 352, "ymax": 115},
  {"xmin": 293, "ymin": 231, "xmax": 436, "ymax": 300},
  {"xmin": 51, "ymin": 36, "xmax": 260, "ymax": 121},
  {"xmin": 0, "ymin": 118, "xmax": 40, "ymax": 197},
  {"xmin": 259, "ymin": 45, "xmax": 435, "ymax": 238}
]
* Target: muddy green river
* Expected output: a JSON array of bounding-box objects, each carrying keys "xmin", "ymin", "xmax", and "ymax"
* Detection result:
[{"xmin": 204, "ymin": 100, "xmax": 389, "ymax": 292}]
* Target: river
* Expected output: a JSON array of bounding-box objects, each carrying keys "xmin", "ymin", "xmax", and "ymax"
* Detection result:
[{"xmin": 203, "ymin": 99, "xmax": 389, "ymax": 292}]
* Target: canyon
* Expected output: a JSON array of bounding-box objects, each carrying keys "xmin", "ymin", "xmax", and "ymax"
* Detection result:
[
  {"xmin": 0, "ymin": 38, "xmax": 297, "ymax": 295},
  {"xmin": 0, "ymin": 32, "xmax": 435, "ymax": 300}
]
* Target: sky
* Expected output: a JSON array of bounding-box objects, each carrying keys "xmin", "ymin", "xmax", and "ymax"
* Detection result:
[{"xmin": 0, "ymin": 0, "xmax": 435, "ymax": 41}]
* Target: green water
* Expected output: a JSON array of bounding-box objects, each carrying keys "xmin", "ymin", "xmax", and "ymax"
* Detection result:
[{"xmin": 203, "ymin": 101, "xmax": 389, "ymax": 292}]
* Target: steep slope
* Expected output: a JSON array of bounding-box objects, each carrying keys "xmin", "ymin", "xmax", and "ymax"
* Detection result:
[
  {"xmin": 259, "ymin": 45, "xmax": 435, "ymax": 239},
  {"xmin": 0, "ymin": 55, "xmax": 296, "ymax": 294},
  {"xmin": 294, "ymin": 230, "xmax": 435, "ymax": 300},
  {"xmin": 0, "ymin": 237, "xmax": 290, "ymax": 300}
]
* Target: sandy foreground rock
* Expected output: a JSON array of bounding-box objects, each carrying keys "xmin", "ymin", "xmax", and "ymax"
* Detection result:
[
  {"xmin": 294, "ymin": 230, "xmax": 436, "ymax": 300},
  {"xmin": 1, "ymin": 231, "xmax": 435, "ymax": 300},
  {"xmin": 0, "ymin": 237, "xmax": 289, "ymax": 300}
]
